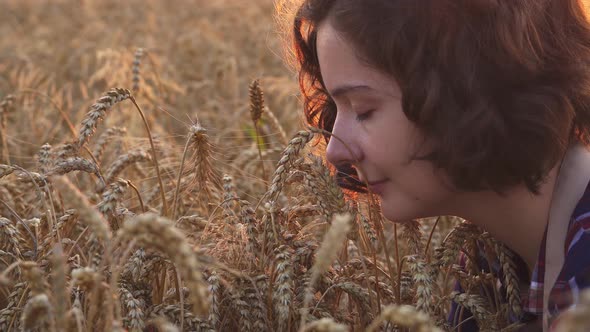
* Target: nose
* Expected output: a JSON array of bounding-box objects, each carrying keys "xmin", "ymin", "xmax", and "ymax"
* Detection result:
[{"xmin": 325, "ymin": 114, "xmax": 363, "ymax": 167}]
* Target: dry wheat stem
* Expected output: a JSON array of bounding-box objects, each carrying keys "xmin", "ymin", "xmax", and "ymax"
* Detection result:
[
  {"xmin": 424, "ymin": 216, "xmax": 441, "ymax": 258},
  {"xmin": 128, "ymin": 95, "xmax": 168, "ymax": 216},
  {"xmin": 125, "ymin": 179, "xmax": 146, "ymax": 212}
]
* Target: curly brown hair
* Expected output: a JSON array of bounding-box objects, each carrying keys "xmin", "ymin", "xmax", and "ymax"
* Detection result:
[{"xmin": 285, "ymin": 0, "xmax": 590, "ymax": 195}]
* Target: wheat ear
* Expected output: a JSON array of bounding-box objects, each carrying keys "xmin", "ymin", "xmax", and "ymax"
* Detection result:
[
  {"xmin": 171, "ymin": 123, "xmax": 214, "ymax": 219},
  {"xmin": 265, "ymin": 130, "xmax": 314, "ymax": 241},
  {"xmin": 406, "ymin": 255, "xmax": 434, "ymax": 315},
  {"xmin": 52, "ymin": 176, "xmax": 111, "ymax": 242},
  {"xmin": 554, "ymin": 289, "xmax": 590, "ymax": 332},
  {"xmin": 301, "ymin": 318, "xmax": 348, "ymax": 332},
  {"xmin": 50, "ymin": 244, "xmax": 70, "ymax": 332},
  {"xmin": 494, "ymin": 240, "xmax": 523, "ymax": 319},
  {"xmin": 20, "ymin": 293, "xmax": 56, "ymax": 332},
  {"xmin": 0, "ymin": 217, "xmax": 23, "ymax": 259},
  {"xmin": 77, "ymin": 88, "xmax": 131, "ymax": 149},
  {"xmin": 0, "ymin": 164, "xmax": 14, "ymax": 178},
  {"xmin": 132, "ymin": 48, "xmax": 145, "ymax": 92},
  {"xmin": 37, "ymin": 143, "xmax": 52, "ymax": 173},
  {"xmin": 0, "ymin": 94, "xmax": 15, "ymax": 165},
  {"xmin": 102, "ymin": 149, "xmax": 152, "ymax": 188},
  {"xmin": 175, "ymin": 122, "xmax": 220, "ymax": 216},
  {"xmin": 300, "ymin": 213, "xmax": 352, "ymax": 330},
  {"xmin": 249, "ymin": 78, "xmax": 267, "ymax": 183},
  {"xmin": 450, "ymin": 291, "xmax": 496, "ymax": 330},
  {"xmin": 273, "ymin": 245, "xmax": 294, "ymax": 331},
  {"xmin": 116, "ymin": 213, "xmax": 210, "ymax": 316},
  {"xmin": 366, "ymin": 304, "xmax": 443, "ymax": 332},
  {"xmin": 93, "ymin": 126, "xmax": 127, "ymax": 165}
]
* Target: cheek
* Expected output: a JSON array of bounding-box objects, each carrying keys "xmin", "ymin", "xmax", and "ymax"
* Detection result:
[
  {"xmin": 381, "ymin": 164, "xmax": 451, "ymax": 220},
  {"xmin": 371, "ymin": 115, "xmax": 425, "ymax": 162}
]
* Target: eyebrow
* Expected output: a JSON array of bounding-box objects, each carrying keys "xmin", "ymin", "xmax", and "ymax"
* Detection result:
[{"xmin": 329, "ymin": 84, "xmax": 375, "ymax": 98}]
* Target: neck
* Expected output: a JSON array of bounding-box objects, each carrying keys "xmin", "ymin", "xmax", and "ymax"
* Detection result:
[{"xmin": 445, "ymin": 164, "xmax": 561, "ymax": 272}]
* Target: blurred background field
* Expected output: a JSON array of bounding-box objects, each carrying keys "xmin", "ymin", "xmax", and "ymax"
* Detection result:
[{"xmin": 0, "ymin": 0, "xmax": 302, "ymax": 168}]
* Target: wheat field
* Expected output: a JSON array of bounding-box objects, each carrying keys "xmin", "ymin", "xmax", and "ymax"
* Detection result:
[{"xmin": 1, "ymin": 1, "xmax": 590, "ymax": 331}]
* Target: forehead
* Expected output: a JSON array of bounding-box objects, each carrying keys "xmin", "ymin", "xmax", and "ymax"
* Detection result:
[{"xmin": 316, "ymin": 21, "xmax": 398, "ymax": 98}]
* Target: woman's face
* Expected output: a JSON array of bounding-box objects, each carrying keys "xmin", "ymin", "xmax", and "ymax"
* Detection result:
[{"xmin": 316, "ymin": 20, "xmax": 456, "ymax": 221}]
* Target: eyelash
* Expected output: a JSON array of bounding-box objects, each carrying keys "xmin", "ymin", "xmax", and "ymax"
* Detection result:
[{"xmin": 355, "ymin": 109, "xmax": 375, "ymax": 122}]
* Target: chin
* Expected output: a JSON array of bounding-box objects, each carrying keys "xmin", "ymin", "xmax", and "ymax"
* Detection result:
[
  {"xmin": 379, "ymin": 201, "xmax": 434, "ymax": 223},
  {"xmin": 380, "ymin": 205, "xmax": 417, "ymax": 223}
]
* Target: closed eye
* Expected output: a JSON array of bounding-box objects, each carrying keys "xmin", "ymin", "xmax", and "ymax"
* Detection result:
[{"xmin": 356, "ymin": 109, "xmax": 375, "ymax": 122}]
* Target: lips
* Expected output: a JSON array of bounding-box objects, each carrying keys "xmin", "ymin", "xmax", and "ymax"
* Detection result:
[{"xmin": 367, "ymin": 179, "xmax": 389, "ymax": 195}]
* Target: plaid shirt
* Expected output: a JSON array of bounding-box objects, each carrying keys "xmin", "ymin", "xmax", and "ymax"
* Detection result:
[
  {"xmin": 524, "ymin": 179, "xmax": 590, "ymax": 328},
  {"xmin": 449, "ymin": 180, "xmax": 590, "ymax": 330}
]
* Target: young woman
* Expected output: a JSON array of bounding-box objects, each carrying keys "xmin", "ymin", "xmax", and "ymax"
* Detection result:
[{"xmin": 285, "ymin": 0, "xmax": 590, "ymax": 330}]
